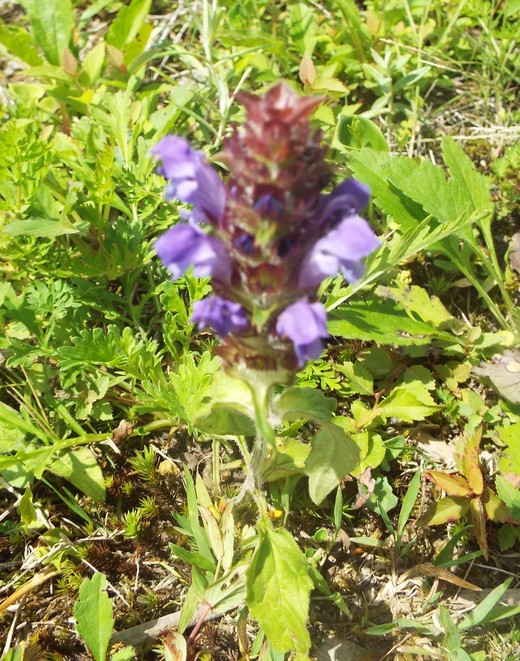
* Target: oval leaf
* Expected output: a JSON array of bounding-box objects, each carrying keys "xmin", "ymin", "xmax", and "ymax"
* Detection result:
[
  {"xmin": 246, "ymin": 528, "xmax": 312, "ymax": 654},
  {"xmin": 304, "ymin": 423, "xmax": 360, "ymax": 504}
]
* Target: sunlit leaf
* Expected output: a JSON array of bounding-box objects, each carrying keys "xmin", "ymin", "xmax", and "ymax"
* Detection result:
[
  {"xmin": 425, "ymin": 471, "xmax": 471, "ymax": 497},
  {"xmin": 461, "ymin": 429, "xmax": 484, "ymax": 495},
  {"xmin": 247, "ymin": 527, "xmax": 312, "ymax": 653},
  {"xmin": 419, "ymin": 496, "xmax": 470, "ymax": 526},
  {"xmin": 473, "ymin": 349, "xmax": 520, "ymax": 404}
]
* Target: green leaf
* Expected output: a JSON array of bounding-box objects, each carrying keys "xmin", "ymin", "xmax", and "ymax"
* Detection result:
[
  {"xmin": 273, "ymin": 387, "xmax": 336, "ymax": 422},
  {"xmin": 498, "ymin": 524, "xmax": 518, "ymax": 552},
  {"xmin": 74, "ymin": 573, "xmax": 114, "ymax": 661},
  {"xmin": 0, "ymin": 402, "xmax": 51, "ymax": 443},
  {"xmin": 377, "ymin": 283, "xmax": 453, "ymax": 329},
  {"xmin": 304, "ymin": 423, "xmax": 360, "ymax": 504},
  {"xmin": 246, "ymin": 527, "xmax": 312, "ymax": 654},
  {"xmin": 169, "ymin": 543, "xmax": 217, "ymax": 572},
  {"xmin": 328, "ymin": 299, "xmax": 449, "ymax": 346},
  {"xmin": 50, "ymin": 448, "xmax": 106, "ymax": 503},
  {"xmin": 18, "ymin": 0, "xmax": 74, "ymax": 66},
  {"xmin": 441, "ymin": 137, "xmax": 492, "ymax": 215},
  {"xmin": 0, "ymin": 20, "xmax": 43, "ymax": 65},
  {"xmin": 106, "ymin": 0, "xmax": 152, "ymax": 50},
  {"xmin": 376, "ymin": 383, "xmax": 441, "ymax": 423},
  {"xmin": 347, "ymin": 149, "xmax": 426, "ymax": 231},
  {"xmin": 335, "ymin": 115, "xmax": 388, "ymax": 152},
  {"xmin": 263, "ymin": 438, "xmax": 311, "ymax": 482},
  {"xmin": 495, "ymin": 475, "xmax": 520, "ymax": 523},
  {"xmin": 397, "ymin": 471, "xmax": 422, "ymax": 539},
  {"xmin": 335, "ymin": 361, "xmax": 374, "ymax": 395},
  {"xmin": 193, "ymin": 402, "xmax": 255, "ymax": 436},
  {"xmin": 191, "ymin": 368, "xmax": 255, "ymax": 436},
  {"xmin": 459, "ymin": 579, "xmax": 513, "ymax": 630},
  {"xmin": 2, "ymin": 217, "xmax": 79, "ymax": 238},
  {"xmin": 18, "ymin": 487, "xmax": 46, "ymax": 531},
  {"xmin": 82, "ymin": 41, "xmax": 106, "ymax": 84}
]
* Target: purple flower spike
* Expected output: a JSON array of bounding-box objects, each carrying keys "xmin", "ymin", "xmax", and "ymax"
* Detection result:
[
  {"xmin": 191, "ymin": 296, "xmax": 249, "ymax": 337},
  {"xmin": 299, "ymin": 215, "xmax": 380, "ymax": 289},
  {"xmin": 154, "ymin": 224, "xmax": 232, "ymax": 282},
  {"xmin": 276, "ymin": 300, "xmax": 329, "ymax": 366},
  {"xmin": 152, "ymin": 135, "xmax": 226, "ymax": 223}
]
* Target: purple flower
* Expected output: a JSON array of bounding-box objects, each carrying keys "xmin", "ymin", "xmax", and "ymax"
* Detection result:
[
  {"xmin": 299, "ymin": 215, "xmax": 380, "ymax": 289},
  {"xmin": 317, "ymin": 179, "xmax": 370, "ymax": 227},
  {"xmin": 152, "ymin": 136, "xmax": 226, "ymax": 223},
  {"xmin": 191, "ymin": 296, "xmax": 249, "ymax": 337},
  {"xmin": 276, "ymin": 300, "xmax": 329, "ymax": 366},
  {"xmin": 154, "ymin": 224, "xmax": 232, "ymax": 282}
]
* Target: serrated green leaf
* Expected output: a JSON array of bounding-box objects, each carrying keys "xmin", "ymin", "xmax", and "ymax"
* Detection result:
[
  {"xmin": 50, "ymin": 447, "xmax": 106, "ymax": 503},
  {"xmin": 247, "ymin": 527, "xmax": 312, "ymax": 654},
  {"xmin": 304, "ymin": 423, "xmax": 360, "ymax": 504},
  {"xmin": 335, "ymin": 361, "xmax": 374, "ymax": 395},
  {"xmin": 377, "ymin": 383, "xmax": 441, "ymax": 422},
  {"xmin": 347, "ymin": 149, "xmax": 424, "ymax": 231},
  {"xmin": 441, "ymin": 137, "xmax": 492, "ymax": 214},
  {"xmin": 18, "ymin": 0, "xmax": 73, "ymax": 66},
  {"xmin": 377, "ymin": 283, "xmax": 453, "ymax": 328},
  {"xmin": 74, "ymin": 573, "xmax": 114, "ymax": 661},
  {"xmin": 273, "ymin": 387, "xmax": 336, "ymax": 422},
  {"xmin": 328, "ymin": 299, "xmax": 448, "ymax": 346}
]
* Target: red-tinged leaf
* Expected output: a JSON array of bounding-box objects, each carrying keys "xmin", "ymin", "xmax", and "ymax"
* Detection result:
[
  {"xmin": 461, "ymin": 429, "xmax": 484, "ymax": 495},
  {"xmin": 299, "ymin": 53, "xmax": 316, "ymax": 87},
  {"xmin": 470, "ymin": 497, "xmax": 489, "ymax": 560},
  {"xmin": 482, "ymin": 488, "xmax": 516, "ymax": 524},
  {"xmin": 418, "ymin": 496, "xmax": 470, "ymax": 526},
  {"xmin": 425, "ymin": 470, "xmax": 471, "ymax": 497}
]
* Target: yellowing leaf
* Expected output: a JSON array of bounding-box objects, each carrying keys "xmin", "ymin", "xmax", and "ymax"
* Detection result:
[
  {"xmin": 470, "ymin": 497, "xmax": 489, "ymax": 560},
  {"xmin": 419, "ymin": 496, "xmax": 470, "ymax": 526},
  {"xmin": 299, "ymin": 52, "xmax": 316, "ymax": 87},
  {"xmin": 461, "ymin": 429, "xmax": 484, "ymax": 495},
  {"xmin": 482, "ymin": 488, "xmax": 515, "ymax": 524},
  {"xmin": 425, "ymin": 470, "xmax": 471, "ymax": 497}
]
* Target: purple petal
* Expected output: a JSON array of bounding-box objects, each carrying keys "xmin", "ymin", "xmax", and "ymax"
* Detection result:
[
  {"xmin": 191, "ymin": 296, "xmax": 249, "ymax": 337},
  {"xmin": 299, "ymin": 216, "xmax": 380, "ymax": 289},
  {"xmin": 276, "ymin": 300, "xmax": 328, "ymax": 366},
  {"xmin": 154, "ymin": 224, "xmax": 232, "ymax": 282},
  {"xmin": 152, "ymin": 135, "xmax": 226, "ymax": 223},
  {"xmin": 317, "ymin": 179, "xmax": 370, "ymax": 227}
]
